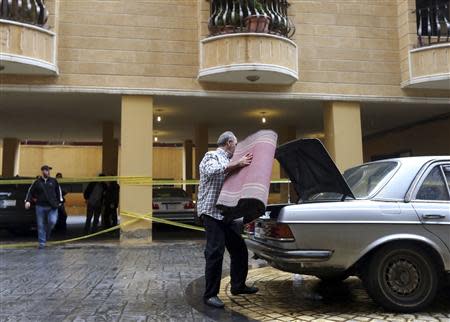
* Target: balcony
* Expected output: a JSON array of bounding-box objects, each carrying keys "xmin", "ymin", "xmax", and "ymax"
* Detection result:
[
  {"xmin": 406, "ymin": 2, "xmax": 450, "ymax": 89},
  {"xmin": 0, "ymin": 0, "xmax": 57, "ymax": 75},
  {"xmin": 198, "ymin": 0, "xmax": 298, "ymax": 85}
]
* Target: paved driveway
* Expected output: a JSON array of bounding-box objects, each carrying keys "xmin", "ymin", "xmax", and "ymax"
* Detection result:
[
  {"xmin": 0, "ymin": 242, "xmax": 211, "ymax": 322},
  {"xmin": 1, "ymin": 242, "xmax": 449, "ymax": 322}
]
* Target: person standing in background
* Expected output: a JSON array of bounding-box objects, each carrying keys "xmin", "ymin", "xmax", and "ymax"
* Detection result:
[
  {"xmin": 25, "ymin": 165, "xmax": 63, "ymax": 249},
  {"xmin": 103, "ymin": 179, "xmax": 120, "ymax": 228},
  {"xmin": 83, "ymin": 174, "xmax": 106, "ymax": 233},
  {"xmin": 54, "ymin": 172, "xmax": 68, "ymax": 233}
]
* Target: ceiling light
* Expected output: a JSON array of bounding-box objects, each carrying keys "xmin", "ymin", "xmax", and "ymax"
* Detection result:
[
  {"xmin": 156, "ymin": 109, "xmax": 163, "ymax": 123},
  {"xmin": 261, "ymin": 112, "xmax": 267, "ymax": 124},
  {"xmin": 246, "ymin": 75, "xmax": 260, "ymax": 82},
  {"xmin": 154, "ymin": 136, "xmax": 158, "ymax": 142}
]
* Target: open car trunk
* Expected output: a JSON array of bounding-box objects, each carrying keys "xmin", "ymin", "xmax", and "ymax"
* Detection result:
[{"xmin": 275, "ymin": 138, "xmax": 355, "ymax": 203}]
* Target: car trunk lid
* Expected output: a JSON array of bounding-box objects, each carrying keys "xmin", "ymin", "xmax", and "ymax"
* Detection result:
[{"xmin": 275, "ymin": 138, "xmax": 355, "ymax": 202}]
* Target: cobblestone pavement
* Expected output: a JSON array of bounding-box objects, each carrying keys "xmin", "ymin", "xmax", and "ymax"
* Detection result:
[
  {"xmin": 219, "ymin": 267, "xmax": 450, "ymax": 322},
  {"xmin": 0, "ymin": 242, "xmax": 213, "ymax": 322},
  {"xmin": 1, "ymin": 243, "xmax": 449, "ymax": 322}
]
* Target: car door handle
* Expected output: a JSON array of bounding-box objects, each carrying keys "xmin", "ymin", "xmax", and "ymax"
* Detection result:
[{"xmin": 422, "ymin": 214, "xmax": 446, "ymax": 220}]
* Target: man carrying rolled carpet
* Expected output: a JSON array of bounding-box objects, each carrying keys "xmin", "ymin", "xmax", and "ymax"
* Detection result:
[{"xmin": 197, "ymin": 131, "xmax": 258, "ymax": 309}]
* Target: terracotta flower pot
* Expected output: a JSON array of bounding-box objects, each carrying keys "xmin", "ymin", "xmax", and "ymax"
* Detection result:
[
  {"xmin": 244, "ymin": 15, "xmax": 259, "ymax": 33},
  {"xmin": 245, "ymin": 15, "xmax": 270, "ymax": 33},
  {"xmin": 256, "ymin": 16, "xmax": 270, "ymax": 33},
  {"xmin": 223, "ymin": 25, "xmax": 236, "ymax": 34}
]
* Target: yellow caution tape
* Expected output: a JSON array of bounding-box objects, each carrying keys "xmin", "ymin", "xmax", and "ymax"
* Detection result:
[
  {"xmin": 0, "ymin": 218, "xmax": 140, "ymax": 249},
  {"xmin": 121, "ymin": 211, "xmax": 205, "ymax": 232},
  {"xmin": 0, "ymin": 176, "xmax": 291, "ymax": 186},
  {"xmin": 0, "ymin": 209, "xmax": 255, "ymax": 249}
]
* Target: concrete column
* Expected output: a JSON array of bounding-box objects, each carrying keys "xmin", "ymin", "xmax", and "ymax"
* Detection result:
[
  {"xmin": 278, "ymin": 126, "xmax": 297, "ymax": 203},
  {"xmin": 1, "ymin": 138, "xmax": 20, "ymax": 177},
  {"xmin": 323, "ymin": 101, "xmax": 363, "ymax": 171},
  {"xmin": 120, "ymin": 95, "xmax": 153, "ymax": 244},
  {"xmin": 194, "ymin": 124, "xmax": 208, "ymax": 179},
  {"xmin": 102, "ymin": 122, "xmax": 119, "ymax": 176},
  {"xmin": 183, "ymin": 139, "xmax": 194, "ymax": 197}
]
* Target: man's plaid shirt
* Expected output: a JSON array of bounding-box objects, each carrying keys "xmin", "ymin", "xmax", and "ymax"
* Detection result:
[{"xmin": 197, "ymin": 148, "xmax": 230, "ymax": 221}]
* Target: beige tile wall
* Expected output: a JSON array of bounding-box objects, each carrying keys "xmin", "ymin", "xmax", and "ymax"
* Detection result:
[{"xmin": 0, "ymin": 0, "xmax": 448, "ymax": 99}]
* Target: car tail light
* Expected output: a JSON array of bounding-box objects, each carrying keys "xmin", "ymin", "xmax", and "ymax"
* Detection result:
[
  {"xmin": 265, "ymin": 222, "xmax": 295, "ymax": 241},
  {"xmin": 184, "ymin": 201, "xmax": 195, "ymax": 209},
  {"xmin": 244, "ymin": 222, "xmax": 255, "ymax": 235},
  {"xmin": 152, "ymin": 203, "xmax": 159, "ymax": 210}
]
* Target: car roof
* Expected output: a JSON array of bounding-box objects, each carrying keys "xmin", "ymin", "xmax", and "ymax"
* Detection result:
[
  {"xmin": 363, "ymin": 156, "xmax": 450, "ymax": 200},
  {"xmin": 370, "ymin": 156, "xmax": 450, "ymax": 164}
]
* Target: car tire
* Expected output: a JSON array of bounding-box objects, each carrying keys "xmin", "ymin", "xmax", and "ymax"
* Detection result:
[
  {"xmin": 363, "ymin": 243, "xmax": 439, "ymax": 312},
  {"xmin": 315, "ymin": 272, "xmax": 350, "ymax": 283}
]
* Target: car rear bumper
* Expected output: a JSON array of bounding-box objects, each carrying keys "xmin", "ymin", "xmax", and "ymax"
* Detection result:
[
  {"xmin": 245, "ymin": 239, "xmax": 333, "ymax": 264},
  {"xmin": 153, "ymin": 211, "xmax": 197, "ymax": 223},
  {"xmin": 0, "ymin": 209, "xmax": 36, "ymax": 228}
]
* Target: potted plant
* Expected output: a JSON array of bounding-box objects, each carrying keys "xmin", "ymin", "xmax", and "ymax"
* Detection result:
[{"xmin": 244, "ymin": 0, "xmax": 270, "ymax": 33}]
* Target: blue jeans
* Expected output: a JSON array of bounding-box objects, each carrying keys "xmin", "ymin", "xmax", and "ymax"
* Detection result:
[{"xmin": 35, "ymin": 206, "xmax": 58, "ymax": 246}]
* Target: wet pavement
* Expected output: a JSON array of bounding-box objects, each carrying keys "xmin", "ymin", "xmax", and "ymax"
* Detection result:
[
  {"xmin": 0, "ymin": 242, "xmax": 211, "ymax": 322},
  {"xmin": 1, "ymin": 242, "xmax": 449, "ymax": 322}
]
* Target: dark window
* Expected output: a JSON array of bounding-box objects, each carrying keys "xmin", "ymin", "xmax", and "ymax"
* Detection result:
[
  {"xmin": 153, "ymin": 188, "xmax": 188, "ymax": 199},
  {"xmin": 416, "ymin": 166, "xmax": 450, "ymax": 201},
  {"xmin": 416, "ymin": 0, "xmax": 450, "ymax": 40}
]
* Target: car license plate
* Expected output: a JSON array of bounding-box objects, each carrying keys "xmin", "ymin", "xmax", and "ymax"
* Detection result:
[
  {"xmin": 254, "ymin": 227, "xmax": 263, "ymax": 239},
  {"xmin": 166, "ymin": 204, "xmax": 179, "ymax": 210},
  {"xmin": 0, "ymin": 200, "xmax": 16, "ymax": 209}
]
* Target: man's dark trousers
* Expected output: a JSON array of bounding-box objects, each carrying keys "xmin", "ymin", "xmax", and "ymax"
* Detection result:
[{"xmin": 203, "ymin": 215, "xmax": 248, "ymax": 299}]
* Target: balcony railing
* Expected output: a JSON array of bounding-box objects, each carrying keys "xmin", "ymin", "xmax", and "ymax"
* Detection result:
[
  {"xmin": 208, "ymin": 0, "xmax": 295, "ymax": 38},
  {"xmin": 417, "ymin": 2, "xmax": 450, "ymax": 46},
  {"xmin": 0, "ymin": 0, "xmax": 48, "ymax": 27}
]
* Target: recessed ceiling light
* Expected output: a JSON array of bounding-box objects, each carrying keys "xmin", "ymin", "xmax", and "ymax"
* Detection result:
[
  {"xmin": 156, "ymin": 116, "xmax": 162, "ymax": 122},
  {"xmin": 154, "ymin": 136, "xmax": 158, "ymax": 142}
]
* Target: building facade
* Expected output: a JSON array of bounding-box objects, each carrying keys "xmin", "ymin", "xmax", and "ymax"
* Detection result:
[{"xmin": 0, "ymin": 0, "xmax": 449, "ymax": 243}]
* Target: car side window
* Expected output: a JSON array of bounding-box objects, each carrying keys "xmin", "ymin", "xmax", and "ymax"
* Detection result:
[
  {"xmin": 416, "ymin": 166, "xmax": 450, "ymax": 201},
  {"xmin": 444, "ymin": 166, "xmax": 450, "ymax": 192}
]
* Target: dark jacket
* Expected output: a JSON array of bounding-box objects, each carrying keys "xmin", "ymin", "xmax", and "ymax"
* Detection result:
[
  {"xmin": 104, "ymin": 182, "xmax": 120, "ymax": 208},
  {"xmin": 25, "ymin": 177, "xmax": 63, "ymax": 208},
  {"xmin": 84, "ymin": 182, "xmax": 106, "ymax": 208}
]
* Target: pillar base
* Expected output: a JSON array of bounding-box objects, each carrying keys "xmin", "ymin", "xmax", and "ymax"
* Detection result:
[{"xmin": 120, "ymin": 229, "xmax": 152, "ymax": 245}]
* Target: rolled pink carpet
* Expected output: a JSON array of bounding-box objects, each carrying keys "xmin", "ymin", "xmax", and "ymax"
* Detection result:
[{"xmin": 217, "ymin": 130, "xmax": 278, "ymax": 223}]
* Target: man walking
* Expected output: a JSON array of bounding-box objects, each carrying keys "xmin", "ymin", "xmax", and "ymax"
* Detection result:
[
  {"xmin": 25, "ymin": 165, "xmax": 63, "ymax": 249},
  {"xmin": 198, "ymin": 131, "xmax": 258, "ymax": 309}
]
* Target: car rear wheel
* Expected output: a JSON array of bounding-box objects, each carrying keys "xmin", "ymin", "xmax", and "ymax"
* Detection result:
[{"xmin": 363, "ymin": 244, "xmax": 439, "ymax": 312}]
